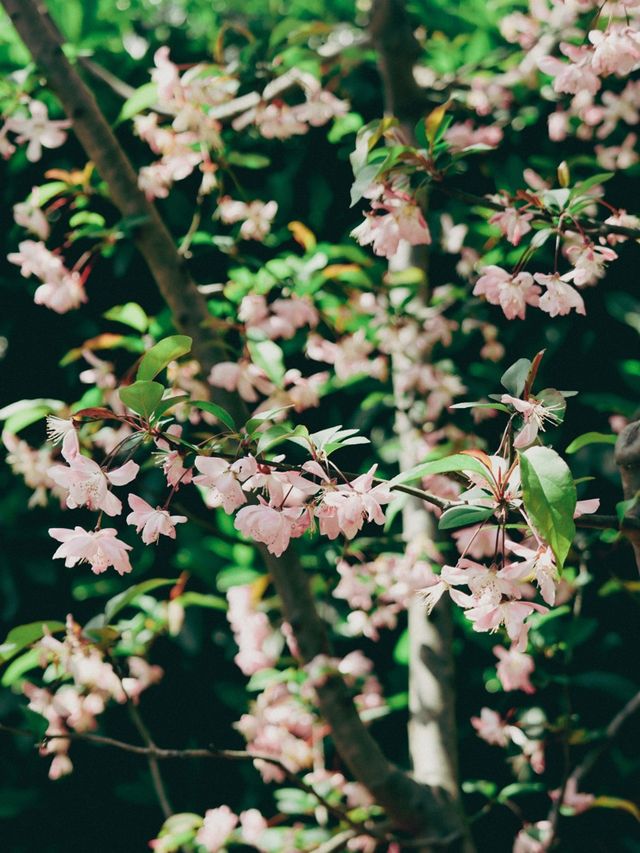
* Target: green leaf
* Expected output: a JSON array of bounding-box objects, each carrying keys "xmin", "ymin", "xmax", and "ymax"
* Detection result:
[
  {"xmin": 116, "ymin": 82, "xmax": 158, "ymax": 124},
  {"xmin": 501, "ymin": 358, "xmax": 531, "ymax": 397},
  {"xmin": 0, "ymin": 398, "xmax": 63, "ymax": 433},
  {"xmin": 497, "ymin": 783, "xmax": 546, "ymax": 804},
  {"xmin": 226, "ymin": 151, "xmax": 271, "ymax": 169},
  {"xmin": 247, "ymin": 339, "xmax": 285, "ymax": 385},
  {"xmin": 450, "ymin": 401, "xmax": 510, "ymax": 413},
  {"xmin": 137, "ymin": 335, "xmax": 192, "ymax": 381},
  {"xmin": 0, "ymin": 621, "xmax": 65, "ymax": 665},
  {"xmin": 119, "ymin": 380, "xmax": 164, "ymax": 419},
  {"xmin": 393, "ymin": 628, "xmax": 409, "ymax": 665},
  {"xmin": 390, "ymin": 453, "xmax": 491, "ymax": 486},
  {"xmin": 1, "ymin": 648, "xmax": 41, "ymax": 687},
  {"xmin": 189, "ymin": 400, "xmax": 236, "ymax": 431},
  {"xmin": 519, "ymin": 446, "xmax": 576, "ymax": 568},
  {"xmin": 438, "ymin": 505, "xmax": 494, "ymax": 531},
  {"xmin": 565, "ymin": 432, "xmax": 617, "ymax": 454},
  {"xmin": 176, "ymin": 592, "xmax": 227, "ymax": 610},
  {"xmin": 104, "ymin": 303, "xmax": 149, "ymax": 333},
  {"xmin": 104, "ymin": 578, "xmax": 176, "ymax": 624}
]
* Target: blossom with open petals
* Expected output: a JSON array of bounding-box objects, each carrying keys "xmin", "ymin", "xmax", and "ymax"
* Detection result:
[
  {"xmin": 493, "ymin": 645, "xmax": 536, "ymax": 693},
  {"xmin": 49, "ymin": 527, "xmax": 133, "ymax": 575},
  {"xmin": 126, "ymin": 494, "xmax": 186, "ymax": 544},
  {"xmin": 474, "ymin": 266, "xmax": 540, "ymax": 320},
  {"xmin": 48, "ymin": 431, "xmax": 138, "ymax": 516}
]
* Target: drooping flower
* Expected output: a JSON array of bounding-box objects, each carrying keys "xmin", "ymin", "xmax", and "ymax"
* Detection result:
[
  {"xmin": 493, "ymin": 644, "xmax": 536, "ymax": 693},
  {"xmin": 351, "ymin": 187, "xmax": 431, "ymax": 259},
  {"xmin": 534, "ymin": 273, "xmax": 586, "ymax": 317},
  {"xmin": 49, "ymin": 527, "xmax": 133, "ymax": 575},
  {"xmin": 234, "ymin": 500, "xmax": 305, "ymax": 556},
  {"xmin": 48, "ymin": 431, "xmax": 139, "ymax": 516},
  {"xmin": 489, "ymin": 205, "xmax": 533, "ymax": 246},
  {"xmin": 126, "ymin": 494, "xmax": 186, "ymax": 544},
  {"xmin": 474, "ymin": 266, "xmax": 541, "ymax": 320}
]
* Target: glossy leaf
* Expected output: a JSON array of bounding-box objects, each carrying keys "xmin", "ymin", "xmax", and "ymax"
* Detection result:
[{"xmin": 519, "ymin": 446, "xmax": 576, "ymax": 568}]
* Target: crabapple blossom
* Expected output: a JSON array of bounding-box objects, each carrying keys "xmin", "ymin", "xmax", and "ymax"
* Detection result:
[
  {"xmin": 318, "ymin": 466, "xmax": 392, "ymax": 540},
  {"xmin": 193, "ymin": 455, "xmax": 257, "ymax": 513},
  {"xmin": 512, "ymin": 821, "xmax": 552, "ymax": 853},
  {"xmin": 234, "ymin": 500, "xmax": 309, "ymax": 556},
  {"xmin": 226, "ymin": 585, "xmax": 280, "ymax": 675},
  {"xmin": 208, "ymin": 360, "xmax": 275, "ymax": 402},
  {"xmin": 564, "ymin": 242, "xmax": 618, "ymax": 286},
  {"xmin": 534, "ymin": 274, "xmax": 586, "ymax": 317},
  {"xmin": 351, "ymin": 187, "xmax": 431, "ymax": 258},
  {"xmin": 195, "ymin": 806, "xmax": 238, "ymax": 853},
  {"xmin": 489, "ymin": 204, "xmax": 533, "ymax": 246},
  {"xmin": 49, "ymin": 526, "xmax": 133, "ymax": 575},
  {"xmin": 306, "ymin": 330, "xmax": 387, "ymax": 382},
  {"xmin": 4, "ymin": 99, "xmax": 70, "ymax": 161},
  {"xmin": 13, "ymin": 190, "xmax": 49, "ymax": 239},
  {"xmin": 474, "ymin": 266, "xmax": 541, "ymax": 320},
  {"xmin": 549, "ymin": 778, "xmax": 595, "ymax": 815},
  {"xmin": 48, "ymin": 430, "xmax": 139, "ymax": 516},
  {"xmin": 126, "ymin": 494, "xmax": 186, "ymax": 544},
  {"xmin": 471, "ymin": 707, "xmax": 510, "ymax": 747},
  {"xmin": 493, "ymin": 645, "xmax": 536, "ymax": 693},
  {"xmin": 217, "ymin": 197, "xmax": 278, "ymax": 241},
  {"xmin": 501, "ymin": 393, "xmax": 564, "ymax": 448},
  {"xmin": 588, "ymin": 26, "xmax": 640, "ymax": 77}
]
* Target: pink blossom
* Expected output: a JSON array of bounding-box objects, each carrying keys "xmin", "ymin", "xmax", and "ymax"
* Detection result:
[
  {"xmin": 194, "ymin": 455, "xmax": 257, "ymax": 513},
  {"xmin": 34, "ymin": 270, "xmax": 87, "ymax": 314},
  {"xmin": 13, "ymin": 189, "xmax": 49, "ymax": 239},
  {"xmin": 306, "ymin": 330, "xmax": 386, "ymax": 382},
  {"xmin": 48, "ymin": 431, "xmax": 138, "ymax": 516},
  {"xmin": 534, "ymin": 273, "xmax": 586, "ymax": 317},
  {"xmin": 5, "ymin": 100, "xmax": 70, "ymax": 162},
  {"xmin": 126, "ymin": 494, "xmax": 186, "ymax": 544},
  {"xmin": 444, "ymin": 120, "xmax": 503, "ymax": 152},
  {"xmin": 8, "ymin": 240, "xmax": 64, "ymax": 280},
  {"xmin": 589, "ymin": 27, "xmax": 640, "ymax": 77},
  {"xmin": 239, "ymin": 810, "xmax": 268, "ymax": 847},
  {"xmin": 493, "ymin": 644, "xmax": 536, "ymax": 693},
  {"xmin": 49, "ymin": 526, "xmax": 133, "ymax": 575},
  {"xmin": 217, "ymin": 197, "xmax": 278, "ymax": 241},
  {"xmin": 474, "ymin": 266, "xmax": 541, "ymax": 320},
  {"xmin": 293, "ymin": 89, "xmax": 349, "ymax": 125},
  {"xmin": 227, "ymin": 585, "xmax": 279, "ymax": 675},
  {"xmin": 564, "ymin": 242, "xmax": 617, "ymax": 287},
  {"xmin": 154, "ymin": 425, "xmax": 193, "ymax": 489},
  {"xmin": 538, "ymin": 47, "xmax": 600, "ymax": 96},
  {"xmin": 208, "ymin": 360, "xmax": 275, "ymax": 402},
  {"xmin": 489, "ymin": 205, "xmax": 533, "ymax": 246},
  {"xmin": 234, "ymin": 500, "xmax": 303, "ymax": 556},
  {"xmin": 195, "ymin": 805, "xmax": 239, "ymax": 853},
  {"xmin": 465, "ymin": 599, "xmax": 547, "ymax": 651},
  {"xmin": 471, "ymin": 707, "xmax": 510, "ymax": 746},
  {"xmin": 319, "ymin": 466, "xmax": 392, "ymax": 540},
  {"xmin": 550, "ymin": 777, "xmax": 595, "ymax": 815},
  {"xmin": 500, "ymin": 394, "xmax": 564, "ymax": 448},
  {"xmin": 504, "ymin": 541, "xmax": 559, "ymax": 605},
  {"xmin": 513, "ymin": 821, "xmax": 552, "ymax": 853},
  {"xmin": 351, "ymin": 188, "xmax": 431, "ymax": 259}
]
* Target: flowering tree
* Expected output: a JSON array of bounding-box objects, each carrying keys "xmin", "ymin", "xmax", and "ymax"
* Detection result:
[{"xmin": 0, "ymin": 0, "xmax": 639, "ymax": 851}]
